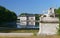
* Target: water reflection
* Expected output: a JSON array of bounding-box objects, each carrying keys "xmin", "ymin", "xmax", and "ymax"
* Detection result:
[{"xmin": 17, "ymin": 22, "xmax": 39, "ymax": 28}]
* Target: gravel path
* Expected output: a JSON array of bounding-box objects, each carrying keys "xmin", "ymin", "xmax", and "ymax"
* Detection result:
[{"xmin": 0, "ymin": 33, "xmax": 33, "ymax": 37}]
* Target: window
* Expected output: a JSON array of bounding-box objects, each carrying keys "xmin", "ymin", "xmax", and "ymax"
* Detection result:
[
  {"xmin": 17, "ymin": 19, "xmax": 20, "ymax": 23},
  {"xmin": 31, "ymin": 18, "xmax": 33, "ymax": 19},
  {"xmin": 43, "ymin": 15, "xmax": 46, "ymax": 17},
  {"xmin": 50, "ymin": 15, "xmax": 54, "ymax": 17}
]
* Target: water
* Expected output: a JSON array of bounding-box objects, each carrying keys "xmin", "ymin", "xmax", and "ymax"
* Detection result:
[{"xmin": 17, "ymin": 24, "xmax": 39, "ymax": 29}]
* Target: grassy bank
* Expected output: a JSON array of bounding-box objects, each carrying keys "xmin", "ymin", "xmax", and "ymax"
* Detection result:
[
  {"xmin": 0, "ymin": 28, "xmax": 39, "ymax": 33},
  {"xmin": 10, "ymin": 29, "xmax": 38, "ymax": 33}
]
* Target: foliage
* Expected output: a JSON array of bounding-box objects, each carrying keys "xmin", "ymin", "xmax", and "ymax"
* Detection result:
[
  {"xmin": 35, "ymin": 14, "xmax": 40, "ymax": 20},
  {"xmin": 0, "ymin": 6, "xmax": 17, "ymax": 27},
  {"xmin": 55, "ymin": 7, "xmax": 60, "ymax": 35},
  {"xmin": 19, "ymin": 13, "xmax": 28, "ymax": 16}
]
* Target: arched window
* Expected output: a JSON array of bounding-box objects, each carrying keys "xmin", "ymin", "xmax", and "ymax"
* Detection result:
[
  {"xmin": 50, "ymin": 15, "xmax": 54, "ymax": 17},
  {"xmin": 43, "ymin": 15, "xmax": 46, "ymax": 17}
]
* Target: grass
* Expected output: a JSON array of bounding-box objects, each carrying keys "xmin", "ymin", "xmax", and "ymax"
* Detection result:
[
  {"xmin": 10, "ymin": 29, "xmax": 39, "ymax": 33},
  {"xmin": 0, "ymin": 27, "xmax": 39, "ymax": 33},
  {"xmin": 0, "ymin": 29, "xmax": 39, "ymax": 33},
  {"xmin": 0, "ymin": 35, "xmax": 60, "ymax": 38}
]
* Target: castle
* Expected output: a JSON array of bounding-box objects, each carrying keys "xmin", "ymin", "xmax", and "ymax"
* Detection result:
[{"xmin": 38, "ymin": 7, "xmax": 59, "ymax": 35}]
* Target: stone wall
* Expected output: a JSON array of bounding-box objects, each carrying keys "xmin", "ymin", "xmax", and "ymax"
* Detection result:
[{"xmin": 39, "ymin": 23, "xmax": 59, "ymax": 35}]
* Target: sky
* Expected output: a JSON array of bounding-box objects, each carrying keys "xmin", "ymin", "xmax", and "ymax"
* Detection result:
[{"xmin": 0, "ymin": 0, "xmax": 60, "ymax": 16}]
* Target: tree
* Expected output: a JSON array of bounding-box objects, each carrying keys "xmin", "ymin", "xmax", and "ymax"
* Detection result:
[
  {"xmin": 0, "ymin": 6, "xmax": 17, "ymax": 27},
  {"xmin": 35, "ymin": 14, "xmax": 40, "ymax": 20},
  {"xmin": 55, "ymin": 7, "xmax": 60, "ymax": 35},
  {"xmin": 19, "ymin": 13, "xmax": 28, "ymax": 16}
]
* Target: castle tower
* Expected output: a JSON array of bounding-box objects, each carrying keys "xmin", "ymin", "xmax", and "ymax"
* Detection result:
[
  {"xmin": 48, "ymin": 8, "xmax": 55, "ymax": 17},
  {"xmin": 38, "ymin": 7, "xmax": 58, "ymax": 35}
]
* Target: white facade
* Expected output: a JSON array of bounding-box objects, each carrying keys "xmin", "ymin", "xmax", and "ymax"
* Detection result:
[
  {"xmin": 20, "ymin": 17, "xmax": 27, "ymax": 21},
  {"xmin": 17, "ymin": 16, "xmax": 35, "ymax": 26},
  {"xmin": 28, "ymin": 17, "xmax": 35, "ymax": 21},
  {"xmin": 40, "ymin": 17, "xmax": 59, "ymax": 22},
  {"xmin": 20, "ymin": 16, "xmax": 27, "ymax": 25},
  {"xmin": 43, "ymin": 8, "xmax": 55, "ymax": 17},
  {"xmin": 38, "ymin": 16, "xmax": 59, "ymax": 35},
  {"xmin": 39, "ymin": 23, "xmax": 59, "ymax": 35},
  {"xmin": 20, "ymin": 22, "xmax": 27, "ymax": 25},
  {"xmin": 28, "ymin": 16, "xmax": 35, "ymax": 25},
  {"xmin": 28, "ymin": 22, "xmax": 35, "ymax": 25},
  {"xmin": 17, "ymin": 16, "xmax": 27, "ymax": 25},
  {"xmin": 17, "ymin": 16, "xmax": 27, "ymax": 21},
  {"xmin": 48, "ymin": 8, "xmax": 55, "ymax": 15},
  {"xmin": 38, "ymin": 7, "xmax": 59, "ymax": 35}
]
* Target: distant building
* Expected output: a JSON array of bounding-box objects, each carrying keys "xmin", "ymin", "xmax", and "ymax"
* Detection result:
[
  {"xmin": 27, "ymin": 14, "xmax": 35, "ymax": 25},
  {"xmin": 17, "ymin": 14, "xmax": 35, "ymax": 26},
  {"xmin": 17, "ymin": 15, "xmax": 27, "ymax": 25}
]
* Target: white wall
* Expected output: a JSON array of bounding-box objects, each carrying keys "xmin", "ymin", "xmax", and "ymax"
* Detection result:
[
  {"xmin": 28, "ymin": 17, "xmax": 35, "ymax": 25},
  {"xmin": 20, "ymin": 17, "xmax": 27, "ymax": 21},
  {"xmin": 17, "ymin": 17, "xmax": 20, "ymax": 19},
  {"xmin": 28, "ymin": 17, "xmax": 35, "ymax": 21},
  {"xmin": 28, "ymin": 22, "xmax": 35, "ymax": 25},
  {"xmin": 17, "ymin": 16, "xmax": 35, "ymax": 26},
  {"xmin": 17, "ymin": 17, "xmax": 27, "ymax": 25},
  {"xmin": 40, "ymin": 17, "xmax": 59, "ymax": 22},
  {"xmin": 20, "ymin": 22, "xmax": 27, "ymax": 25},
  {"xmin": 39, "ymin": 23, "xmax": 59, "ymax": 35}
]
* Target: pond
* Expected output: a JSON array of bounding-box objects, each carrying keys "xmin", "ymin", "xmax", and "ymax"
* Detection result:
[
  {"xmin": 17, "ymin": 23, "xmax": 39, "ymax": 29},
  {"xmin": 0, "ymin": 22, "xmax": 39, "ymax": 29}
]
